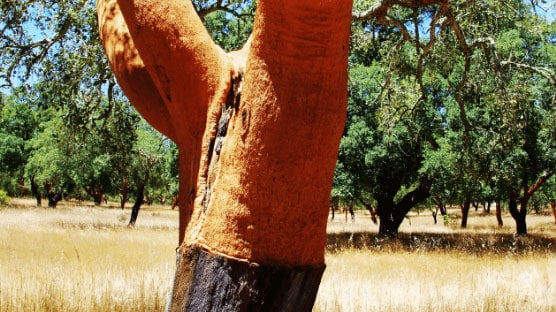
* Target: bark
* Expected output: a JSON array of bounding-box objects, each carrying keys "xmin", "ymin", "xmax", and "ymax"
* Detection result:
[
  {"xmin": 330, "ymin": 196, "xmax": 339, "ymax": 221},
  {"xmin": 128, "ymin": 184, "xmax": 144, "ymax": 226},
  {"xmin": 98, "ymin": 0, "xmax": 352, "ymax": 309},
  {"xmin": 377, "ymin": 200, "xmax": 399, "ymax": 238},
  {"xmin": 93, "ymin": 190, "xmax": 104, "ymax": 206},
  {"xmin": 495, "ymin": 202, "xmax": 503, "ymax": 227},
  {"xmin": 47, "ymin": 191, "xmax": 62, "ymax": 208},
  {"xmin": 166, "ymin": 246, "xmax": 324, "ymax": 312},
  {"xmin": 119, "ymin": 178, "xmax": 129, "ymax": 209},
  {"xmin": 551, "ymin": 200, "xmax": 556, "ymax": 224},
  {"xmin": 377, "ymin": 178, "xmax": 432, "ymax": 237},
  {"xmin": 170, "ymin": 196, "xmax": 178, "ymax": 210},
  {"xmin": 30, "ymin": 175, "xmax": 41, "ymax": 207},
  {"xmin": 485, "ymin": 201, "xmax": 491, "ymax": 213},
  {"xmin": 345, "ymin": 205, "xmax": 355, "ymax": 222},
  {"xmin": 508, "ymin": 172, "xmax": 553, "ymax": 235},
  {"xmin": 509, "ymin": 196, "xmax": 527, "ymax": 235},
  {"xmin": 460, "ymin": 200, "xmax": 470, "ymax": 228},
  {"xmin": 84, "ymin": 185, "xmax": 104, "ymax": 206}
]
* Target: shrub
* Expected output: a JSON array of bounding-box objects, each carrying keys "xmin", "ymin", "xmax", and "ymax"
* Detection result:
[{"xmin": 0, "ymin": 189, "xmax": 10, "ymax": 206}]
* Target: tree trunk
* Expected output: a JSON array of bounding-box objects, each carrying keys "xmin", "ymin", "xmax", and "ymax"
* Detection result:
[
  {"xmin": 93, "ymin": 190, "xmax": 104, "ymax": 206},
  {"xmin": 30, "ymin": 175, "xmax": 41, "ymax": 207},
  {"xmin": 98, "ymin": 0, "xmax": 352, "ymax": 309},
  {"xmin": 119, "ymin": 178, "xmax": 129, "ymax": 209},
  {"xmin": 377, "ymin": 200, "xmax": 399, "ymax": 238},
  {"xmin": 170, "ymin": 196, "xmax": 178, "ymax": 210},
  {"xmin": 48, "ymin": 191, "xmax": 62, "ymax": 208},
  {"xmin": 166, "ymin": 246, "xmax": 324, "ymax": 312},
  {"xmin": 460, "ymin": 200, "xmax": 470, "ymax": 228},
  {"xmin": 377, "ymin": 179, "xmax": 432, "ymax": 237},
  {"xmin": 495, "ymin": 201, "xmax": 503, "ymax": 226},
  {"xmin": 551, "ymin": 199, "xmax": 556, "ymax": 224},
  {"xmin": 129, "ymin": 184, "xmax": 144, "ymax": 226},
  {"xmin": 485, "ymin": 202, "xmax": 491, "ymax": 213},
  {"xmin": 330, "ymin": 196, "xmax": 338, "ymax": 221},
  {"xmin": 509, "ymin": 196, "xmax": 527, "ymax": 235}
]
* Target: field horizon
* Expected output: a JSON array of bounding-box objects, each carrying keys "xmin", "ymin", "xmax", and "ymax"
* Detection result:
[{"xmin": 1, "ymin": 197, "xmax": 556, "ymax": 311}]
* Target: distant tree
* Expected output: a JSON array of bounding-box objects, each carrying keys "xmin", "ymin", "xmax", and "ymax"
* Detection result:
[
  {"xmin": 0, "ymin": 91, "xmax": 38, "ymax": 195},
  {"xmin": 25, "ymin": 112, "xmax": 71, "ymax": 207},
  {"xmin": 128, "ymin": 121, "xmax": 169, "ymax": 225}
]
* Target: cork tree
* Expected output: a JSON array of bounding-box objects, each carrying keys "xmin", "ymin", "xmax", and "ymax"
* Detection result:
[{"xmin": 97, "ymin": 0, "xmax": 352, "ymax": 309}]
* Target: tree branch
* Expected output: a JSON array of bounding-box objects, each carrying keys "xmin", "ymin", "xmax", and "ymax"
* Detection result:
[{"xmin": 353, "ymin": 0, "xmax": 447, "ymax": 21}]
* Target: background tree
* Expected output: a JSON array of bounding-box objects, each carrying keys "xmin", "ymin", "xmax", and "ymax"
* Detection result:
[
  {"xmin": 128, "ymin": 121, "xmax": 170, "ymax": 225},
  {"xmin": 0, "ymin": 90, "xmax": 38, "ymax": 195},
  {"xmin": 344, "ymin": 0, "xmax": 556, "ymax": 236}
]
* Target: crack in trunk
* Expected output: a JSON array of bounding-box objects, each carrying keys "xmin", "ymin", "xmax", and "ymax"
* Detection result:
[{"xmin": 200, "ymin": 73, "xmax": 243, "ymax": 213}]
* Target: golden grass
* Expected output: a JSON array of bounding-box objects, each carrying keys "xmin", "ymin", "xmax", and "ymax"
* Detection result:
[
  {"xmin": 0, "ymin": 200, "xmax": 177, "ymax": 311},
  {"xmin": 315, "ymin": 250, "xmax": 556, "ymax": 312},
  {"xmin": 1, "ymin": 199, "xmax": 556, "ymax": 311}
]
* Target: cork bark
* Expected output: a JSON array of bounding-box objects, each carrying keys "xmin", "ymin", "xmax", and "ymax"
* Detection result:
[{"xmin": 97, "ymin": 0, "xmax": 353, "ymax": 309}]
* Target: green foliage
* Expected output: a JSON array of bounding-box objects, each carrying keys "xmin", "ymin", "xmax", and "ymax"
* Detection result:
[
  {"xmin": 202, "ymin": 1, "xmax": 255, "ymax": 51},
  {"xmin": 0, "ymin": 189, "xmax": 10, "ymax": 206}
]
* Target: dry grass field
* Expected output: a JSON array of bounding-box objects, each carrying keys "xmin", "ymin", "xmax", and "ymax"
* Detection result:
[{"xmin": 1, "ymin": 198, "xmax": 556, "ymax": 311}]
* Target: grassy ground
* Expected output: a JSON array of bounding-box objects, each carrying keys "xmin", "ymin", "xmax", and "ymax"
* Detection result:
[{"xmin": 1, "ymin": 198, "xmax": 555, "ymax": 311}]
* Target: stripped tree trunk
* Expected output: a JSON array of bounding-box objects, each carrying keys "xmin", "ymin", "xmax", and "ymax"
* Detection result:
[{"xmin": 97, "ymin": 0, "xmax": 352, "ymax": 309}]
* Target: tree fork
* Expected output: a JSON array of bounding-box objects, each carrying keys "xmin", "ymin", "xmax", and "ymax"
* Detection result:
[{"xmin": 98, "ymin": 0, "xmax": 352, "ymax": 309}]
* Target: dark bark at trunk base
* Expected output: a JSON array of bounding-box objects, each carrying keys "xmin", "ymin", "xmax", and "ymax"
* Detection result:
[{"xmin": 166, "ymin": 246, "xmax": 325, "ymax": 312}]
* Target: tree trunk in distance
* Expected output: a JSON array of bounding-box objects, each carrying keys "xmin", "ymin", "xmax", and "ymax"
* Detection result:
[
  {"xmin": 485, "ymin": 202, "xmax": 491, "ymax": 213},
  {"xmin": 170, "ymin": 196, "xmax": 178, "ymax": 210},
  {"xmin": 47, "ymin": 191, "xmax": 62, "ymax": 208},
  {"xmin": 128, "ymin": 184, "xmax": 144, "ymax": 226},
  {"xmin": 509, "ymin": 197, "xmax": 527, "ymax": 235},
  {"xmin": 495, "ymin": 202, "xmax": 503, "ymax": 226},
  {"xmin": 377, "ymin": 200, "xmax": 399, "ymax": 238},
  {"xmin": 460, "ymin": 200, "xmax": 470, "ymax": 228},
  {"xmin": 30, "ymin": 175, "xmax": 41, "ymax": 207},
  {"xmin": 551, "ymin": 199, "xmax": 556, "ymax": 224},
  {"xmin": 119, "ymin": 178, "xmax": 128, "ymax": 209}
]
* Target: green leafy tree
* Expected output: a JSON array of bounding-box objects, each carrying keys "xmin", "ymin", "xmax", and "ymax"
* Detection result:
[
  {"xmin": 128, "ymin": 120, "xmax": 171, "ymax": 225},
  {"xmin": 0, "ymin": 91, "xmax": 38, "ymax": 195}
]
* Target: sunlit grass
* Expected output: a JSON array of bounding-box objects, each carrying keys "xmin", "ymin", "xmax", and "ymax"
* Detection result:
[
  {"xmin": 315, "ymin": 250, "xmax": 556, "ymax": 312},
  {"xmin": 1, "ymin": 199, "xmax": 555, "ymax": 311},
  {"xmin": 0, "ymin": 201, "xmax": 177, "ymax": 311}
]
